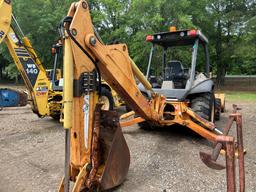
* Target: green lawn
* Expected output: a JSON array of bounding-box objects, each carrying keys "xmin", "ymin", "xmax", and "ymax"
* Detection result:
[{"xmin": 225, "ymin": 91, "xmax": 256, "ymax": 102}]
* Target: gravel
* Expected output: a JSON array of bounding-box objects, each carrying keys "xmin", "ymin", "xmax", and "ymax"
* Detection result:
[{"xmin": 0, "ymin": 101, "xmax": 255, "ymax": 192}]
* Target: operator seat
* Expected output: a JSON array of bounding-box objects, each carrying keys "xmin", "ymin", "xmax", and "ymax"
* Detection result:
[
  {"xmin": 149, "ymin": 76, "xmax": 161, "ymax": 88},
  {"xmin": 167, "ymin": 60, "xmax": 187, "ymax": 89}
]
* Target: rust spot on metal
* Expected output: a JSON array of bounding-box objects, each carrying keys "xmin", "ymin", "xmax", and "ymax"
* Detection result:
[
  {"xmin": 80, "ymin": 105, "xmax": 130, "ymax": 190},
  {"xmin": 99, "ymin": 110, "xmax": 130, "ymax": 190},
  {"xmin": 199, "ymin": 105, "xmax": 245, "ymax": 192},
  {"xmin": 199, "ymin": 151, "xmax": 225, "ymax": 170},
  {"xmin": 85, "ymin": 104, "xmax": 102, "ymax": 189}
]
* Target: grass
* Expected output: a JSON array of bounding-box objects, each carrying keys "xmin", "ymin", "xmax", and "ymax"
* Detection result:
[{"xmin": 224, "ymin": 91, "xmax": 256, "ymax": 102}]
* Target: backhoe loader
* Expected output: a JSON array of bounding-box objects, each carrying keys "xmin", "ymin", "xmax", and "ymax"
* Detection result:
[
  {"xmin": 0, "ymin": 0, "xmax": 62, "ymax": 119},
  {"xmin": 58, "ymin": 1, "xmax": 245, "ymax": 192},
  {"xmin": 140, "ymin": 28, "xmax": 223, "ymax": 123}
]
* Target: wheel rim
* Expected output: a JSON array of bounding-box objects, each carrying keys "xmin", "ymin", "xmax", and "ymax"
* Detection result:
[{"xmin": 100, "ymin": 96, "xmax": 110, "ymax": 110}]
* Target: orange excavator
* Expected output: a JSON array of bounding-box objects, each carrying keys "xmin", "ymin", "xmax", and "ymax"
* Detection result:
[{"xmin": 58, "ymin": 1, "xmax": 245, "ymax": 192}]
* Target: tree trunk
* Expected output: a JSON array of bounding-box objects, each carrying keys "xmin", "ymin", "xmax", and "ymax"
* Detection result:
[{"xmin": 215, "ymin": 19, "xmax": 225, "ymax": 88}]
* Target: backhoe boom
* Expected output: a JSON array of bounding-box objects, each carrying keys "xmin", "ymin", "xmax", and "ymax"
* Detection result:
[{"xmin": 59, "ymin": 1, "xmax": 245, "ymax": 192}]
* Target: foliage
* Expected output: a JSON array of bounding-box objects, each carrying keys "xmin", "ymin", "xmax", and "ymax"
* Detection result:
[
  {"xmin": 0, "ymin": 0, "xmax": 255, "ymax": 84},
  {"xmin": 5, "ymin": 62, "xmax": 18, "ymax": 80}
]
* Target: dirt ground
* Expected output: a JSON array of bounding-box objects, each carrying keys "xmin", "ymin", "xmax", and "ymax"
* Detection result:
[{"xmin": 0, "ymin": 100, "xmax": 256, "ymax": 192}]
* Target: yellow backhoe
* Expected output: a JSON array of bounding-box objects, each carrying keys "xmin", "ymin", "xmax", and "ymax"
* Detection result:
[
  {"xmin": 58, "ymin": 1, "xmax": 245, "ymax": 192},
  {"xmin": 0, "ymin": 0, "xmax": 62, "ymax": 119}
]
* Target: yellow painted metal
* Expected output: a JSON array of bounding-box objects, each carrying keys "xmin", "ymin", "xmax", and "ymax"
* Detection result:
[
  {"xmin": 220, "ymin": 149, "xmax": 247, "ymax": 157},
  {"xmin": 23, "ymin": 36, "xmax": 46, "ymax": 73},
  {"xmin": 0, "ymin": 0, "xmax": 12, "ymax": 44},
  {"xmin": 56, "ymin": 69, "xmax": 62, "ymax": 80},
  {"xmin": 215, "ymin": 93, "xmax": 225, "ymax": 112},
  {"xmin": 129, "ymin": 58, "xmax": 153, "ymax": 92},
  {"xmin": 63, "ymin": 37, "xmax": 73, "ymax": 129},
  {"xmin": 4, "ymin": 27, "xmax": 50, "ymax": 116},
  {"xmin": 101, "ymin": 80, "xmax": 125, "ymax": 107}
]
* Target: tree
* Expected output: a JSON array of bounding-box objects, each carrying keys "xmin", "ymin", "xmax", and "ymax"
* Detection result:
[{"xmin": 0, "ymin": 0, "xmax": 256, "ymax": 83}]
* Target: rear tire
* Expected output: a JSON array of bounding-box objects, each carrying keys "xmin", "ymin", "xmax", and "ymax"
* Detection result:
[{"xmin": 190, "ymin": 92, "xmax": 215, "ymax": 122}]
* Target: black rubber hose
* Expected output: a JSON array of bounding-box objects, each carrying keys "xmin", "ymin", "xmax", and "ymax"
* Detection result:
[{"xmin": 61, "ymin": 16, "xmax": 102, "ymax": 95}]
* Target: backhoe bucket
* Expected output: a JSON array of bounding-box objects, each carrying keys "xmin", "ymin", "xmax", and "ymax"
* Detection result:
[
  {"xmin": 99, "ymin": 110, "xmax": 130, "ymax": 190},
  {"xmin": 0, "ymin": 0, "xmax": 12, "ymax": 44}
]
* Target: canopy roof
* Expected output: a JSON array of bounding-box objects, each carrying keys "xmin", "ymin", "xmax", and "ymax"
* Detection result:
[{"xmin": 147, "ymin": 29, "xmax": 209, "ymax": 47}]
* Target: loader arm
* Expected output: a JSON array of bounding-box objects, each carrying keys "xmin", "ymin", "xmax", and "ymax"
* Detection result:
[{"xmin": 0, "ymin": 0, "xmax": 50, "ymax": 116}]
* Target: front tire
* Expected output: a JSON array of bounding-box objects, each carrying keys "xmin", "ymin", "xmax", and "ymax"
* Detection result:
[{"xmin": 99, "ymin": 88, "xmax": 114, "ymax": 111}]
